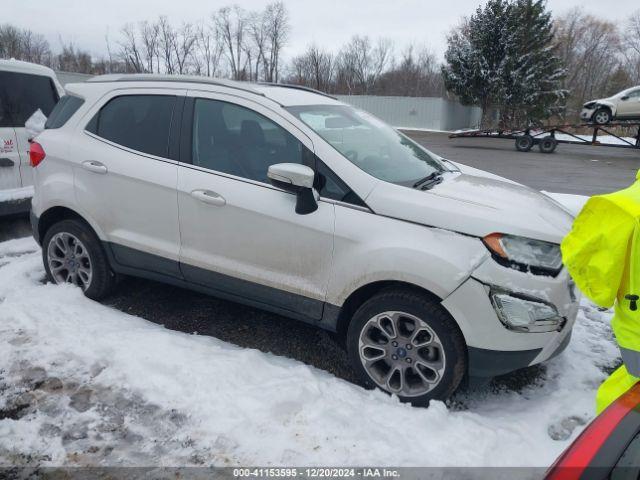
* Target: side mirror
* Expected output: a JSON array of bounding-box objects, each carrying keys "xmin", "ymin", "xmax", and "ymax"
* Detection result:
[
  {"xmin": 621, "ymin": 96, "xmax": 630, "ymax": 101},
  {"xmin": 267, "ymin": 163, "xmax": 318, "ymax": 215}
]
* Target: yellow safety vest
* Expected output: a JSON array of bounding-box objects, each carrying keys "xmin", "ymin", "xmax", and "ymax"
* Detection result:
[{"xmin": 561, "ymin": 170, "xmax": 640, "ymax": 414}]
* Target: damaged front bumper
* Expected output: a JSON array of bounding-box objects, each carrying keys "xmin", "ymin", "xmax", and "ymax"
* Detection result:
[{"xmin": 442, "ymin": 257, "xmax": 579, "ymax": 378}]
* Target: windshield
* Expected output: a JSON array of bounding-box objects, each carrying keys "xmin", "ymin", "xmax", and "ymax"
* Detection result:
[{"xmin": 286, "ymin": 104, "xmax": 444, "ymax": 187}]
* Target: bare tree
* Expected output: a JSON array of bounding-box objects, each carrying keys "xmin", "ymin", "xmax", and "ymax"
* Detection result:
[
  {"xmin": 336, "ymin": 36, "xmax": 393, "ymax": 94},
  {"xmin": 288, "ymin": 44, "xmax": 335, "ymax": 91},
  {"xmin": 119, "ymin": 23, "xmax": 145, "ymax": 72},
  {"xmin": 621, "ymin": 10, "xmax": 640, "ymax": 84},
  {"xmin": 246, "ymin": 10, "xmax": 266, "ymax": 81},
  {"xmin": 262, "ymin": 1, "xmax": 289, "ymax": 82},
  {"xmin": 375, "ymin": 44, "xmax": 442, "ymax": 96},
  {"xmin": 193, "ymin": 20, "xmax": 224, "ymax": 77},
  {"xmin": 555, "ymin": 9, "xmax": 622, "ymax": 118},
  {"xmin": 140, "ymin": 21, "xmax": 160, "ymax": 73},
  {"xmin": 158, "ymin": 16, "xmax": 176, "ymax": 74},
  {"xmin": 216, "ymin": 6, "xmax": 249, "ymax": 80},
  {"xmin": 56, "ymin": 42, "xmax": 94, "ymax": 73},
  {"xmin": 172, "ymin": 22, "xmax": 197, "ymax": 74},
  {"xmin": 0, "ymin": 24, "xmax": 24, "ymax": 60}
]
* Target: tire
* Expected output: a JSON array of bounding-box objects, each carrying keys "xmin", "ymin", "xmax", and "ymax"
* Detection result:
[
  {"xmin": 538, "ymin": 136, "xmax": 558, "ymax": 154},
  {"xmin": 593, "ymin": 108, "xmax": 612, "ymax": 125},
  {"xmin": 42, "ymin": 219, "xmax": 116, "ymax": 300},
  {"xmin": 346, "ymin": 288, "xmax": 467, "ymax": 407},
  {"xmin": 515, "ymin": 135, "xmax": 534, "ymax": 152}
]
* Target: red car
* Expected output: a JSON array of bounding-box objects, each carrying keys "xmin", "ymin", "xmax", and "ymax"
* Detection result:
[{"xmin": 546, "ymin": 383, "xmax": 640, "ymax": 479}]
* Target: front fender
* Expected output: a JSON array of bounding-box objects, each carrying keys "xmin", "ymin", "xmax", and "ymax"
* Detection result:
[
  {"xmin": 326, "ymin": 206, "xmax": 489, "ymax": 306},
  {"xmin": 596, "ymin": 100, "xmax": 617, "ymax": 116}
]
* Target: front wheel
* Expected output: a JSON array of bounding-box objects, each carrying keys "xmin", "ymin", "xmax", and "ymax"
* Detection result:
[
  {"xmin": 43, "ymin": 219, "xmax": 116, "ymax": 300},
  {"xmin": 346, "ymin": 289, "xmax": 467, "ymax": 407},
  {"xmin": 593, "ymin": 108, "xmax": 612, "ymax": 125}
]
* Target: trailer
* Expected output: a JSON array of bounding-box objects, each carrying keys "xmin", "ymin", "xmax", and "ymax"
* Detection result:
[{"xmin": 449, "ymin": 122, "xmax": 640, "ymax": 154}]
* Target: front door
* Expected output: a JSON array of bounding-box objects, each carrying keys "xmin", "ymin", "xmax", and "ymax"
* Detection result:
[
  {"xmin": 618, "ymin": 89, "xmax": 640, "ymax": 118},
  {"xmin": 177, "ymin": 93, "xmax": 335, "ymax": 319}
]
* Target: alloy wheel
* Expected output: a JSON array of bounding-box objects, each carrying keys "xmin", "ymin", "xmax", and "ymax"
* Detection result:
[
  {"xmin": 47, "ymin": 232, "xmax": 93, "ymax": 291},
  {"xmin": 594, "ymin": 111, "xmax": 610, "ymax": 124},
  {"xmin": 358, "ymin": 311, "xmax": 446, "ymax": 397}
]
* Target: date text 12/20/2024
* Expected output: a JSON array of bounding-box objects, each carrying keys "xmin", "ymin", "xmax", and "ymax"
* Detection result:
[{"xmin": 233, "ymin": 469, "xmax": 400, "ymax": 478}]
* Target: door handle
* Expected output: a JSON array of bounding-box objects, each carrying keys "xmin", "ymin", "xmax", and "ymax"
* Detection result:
[
  {"xmin": 82, "ymin": 160, "xmax": 108, "ymax": 174},
  {"xmin": 191, "ymin": 189, "xmax": 226, "ymax": 206}
]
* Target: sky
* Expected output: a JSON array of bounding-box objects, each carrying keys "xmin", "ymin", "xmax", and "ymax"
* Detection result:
[{"xmin": 10, "ymin": 0, "xmax": 640, "ymax": 62}]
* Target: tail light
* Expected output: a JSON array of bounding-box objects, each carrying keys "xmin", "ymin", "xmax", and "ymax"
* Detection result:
[
  {"xmin": 29, "ymin": 141, "xmax": 46, "ymax": 167},
  {"xmin": 545, "ymin": 383, "xmax": 640, "ymax": 480}
]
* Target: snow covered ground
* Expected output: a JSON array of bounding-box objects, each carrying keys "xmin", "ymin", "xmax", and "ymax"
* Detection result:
[
  {"xmin": 0, "ymin": 194, "xmax": 620, "ymax": 468},
  {"xmin": 0, "ymin": 186, "xmax": 33, "ymax": 203}
]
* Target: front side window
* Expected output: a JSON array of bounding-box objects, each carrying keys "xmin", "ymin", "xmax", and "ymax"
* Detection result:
[
  {"xmin": 192, "ymin": 98, "xmax": 309, "ymax": 183},
  {"xmin": 86, "ymin": 95, "xmax": 175, "ymax": 158},
  {"xmin": 0, "ymin": 71, "xmax": 58, "ymax": 128},
  {"xmin": 287, "ymin": 104, "xmax": 444, "ymax": 187}
]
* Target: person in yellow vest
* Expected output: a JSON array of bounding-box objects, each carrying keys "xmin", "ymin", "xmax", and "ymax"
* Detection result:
[{"xmin": 561, "ymin": 169, "xmax": 640, "ymax": 414}]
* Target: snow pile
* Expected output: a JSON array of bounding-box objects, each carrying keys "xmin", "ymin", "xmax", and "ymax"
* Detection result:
[
  {"xmin": 0, "ymin": 235, "xmax": 620, "ymax": 467},
  {"xmin": 0, "ymin": 186, "xmax": 33, "ymax": 203}
]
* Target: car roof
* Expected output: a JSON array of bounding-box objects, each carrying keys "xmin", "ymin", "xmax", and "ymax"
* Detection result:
[
  {"xmin": 0, "ymin": 58, "xmax": 58, "ymax": 78},
  {"xmin": 84, "ymin": 74, "xmax": 344, "ymax": 107},
  {"xmin": 616, "ymin": 86, "xmax": 640, "ymax": 96}
]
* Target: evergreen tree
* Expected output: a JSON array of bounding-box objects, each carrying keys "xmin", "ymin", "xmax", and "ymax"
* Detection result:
[{"xmin": 442, "ymin": 0, "xmax": 566, "ymax": 128}]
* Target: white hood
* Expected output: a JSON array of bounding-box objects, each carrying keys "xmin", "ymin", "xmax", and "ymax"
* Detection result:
[{"xmin": 365, "ymin": 168, "xmax": 574, "ymax": 244}]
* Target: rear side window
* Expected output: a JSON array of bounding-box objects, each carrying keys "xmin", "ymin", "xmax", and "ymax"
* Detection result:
[
  {"xmin": 45, "ymin": 95, "xmax": 84, "ymax": 129},
  {"xmin": 0, "ymin": 71, "xmax": 59, "ymax": 127},
  {"xmin": 86, "ymin": 95, "xmax": 175, "ymax": 158}
]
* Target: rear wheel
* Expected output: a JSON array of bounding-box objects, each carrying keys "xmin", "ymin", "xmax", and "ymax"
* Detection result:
[
  {"xmin": 593, "ymin": 108, "xmax": 612, "ymax": 125},
  {"xmin": 346, "ymin": 289, "xmax": 467, "ymax": 407},
  {"xmin": 538, "ymin": 136, "xmax": 558, "ymax": 154},
  {"xmin": 515, "ymin": 135, "xmax": 534, "ymax": 152},
  {"xmin": 43, "ymin": 219, "xmax": 116, "ymax": 300}
]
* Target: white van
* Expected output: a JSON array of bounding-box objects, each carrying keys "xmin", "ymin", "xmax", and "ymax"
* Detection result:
[{"xmin": 0, "ymin": 59, "xmax": 64, "ymax": 215}]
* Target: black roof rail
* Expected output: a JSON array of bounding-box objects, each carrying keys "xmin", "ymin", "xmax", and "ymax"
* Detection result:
[
  {"xmin": 257, "ymin": 82, "xmax": 338, "ymax": 100},
  {"xmin": 87, "ymin": 74, "xmax": 266, "ymax": 98}
]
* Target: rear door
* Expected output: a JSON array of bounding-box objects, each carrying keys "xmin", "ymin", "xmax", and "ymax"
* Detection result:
[
  {"xmin": 0, "ymin": 70, "xmax": 59, "ymax": 189},
  {"xmin": 0, "ymin": 72, "xmax": 25, "ymax": 191},
  {"xmin": 74, "ymin": 90, "xmax": 184, "ymax": 275},
  {"xmin": 0, "ymin": 126, "xmax": 20, "ymax": 192},
  {"xmin": 617, "ymin": 89, "xmax": 640, "ymax": 118}
]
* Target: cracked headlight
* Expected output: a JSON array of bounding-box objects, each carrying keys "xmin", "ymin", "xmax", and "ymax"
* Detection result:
[
  {"xmin": 483, "ymin": 233, "xmax": 563, "ymax": 276},
  {"xmin": 491, "ymin": 291, "xmax": 564, "ymax": 333}
]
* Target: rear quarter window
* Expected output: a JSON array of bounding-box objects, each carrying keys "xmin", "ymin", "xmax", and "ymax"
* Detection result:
[
  {"xmin": 0, "ymin": 71, "xmax": 59, "ymax": 128},
  {"xmin": 45, "ymin": 95, "xmax": 85, "ymax": 129}
]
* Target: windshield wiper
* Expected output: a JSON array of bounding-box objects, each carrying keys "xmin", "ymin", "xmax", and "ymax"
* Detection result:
[{"xmin": 412, "ymin": 172, "xmax": 443, "ymax": 190}]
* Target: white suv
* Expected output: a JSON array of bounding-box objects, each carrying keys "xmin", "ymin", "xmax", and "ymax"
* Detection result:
[
  {"xmin": 581, "ymin": 86, "xmax": 640, "ymax": 124},
  {"xmin": 0, "ymin": 59, "xmax": 64, "ymax": 215},
  {"xmin": 29, "ymin": 74, "xmax": 579, "ymax": 405}
]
